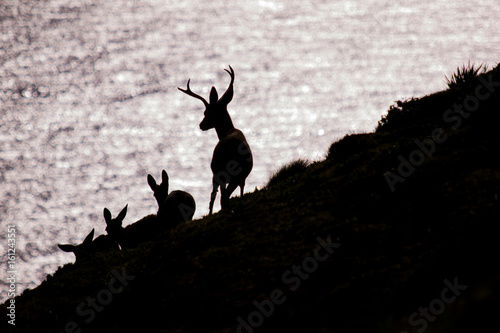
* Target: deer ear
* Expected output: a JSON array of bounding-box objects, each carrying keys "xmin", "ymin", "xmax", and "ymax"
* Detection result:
[
  {"xmin": 58, "ymin": 244, "xmax": 75, "ymax": 253},
  {"xmin": 103, "ymin": 208, "xmax": 112, "ymax": 224},
  {"xmin": 161, "ymin": 170, "xmax": 169, "ymax": 183},
  {"xmin": 117, "ymin": 204, "xmax": 128, "ymax": 222},
  {"xmin": 161, "ymin": 170, "xmax": 169, "ymax": 191},
  {"xmin": 83, "ymin": 229, "xmax": 95, "ymax": 244},
  {"xmin": 209, "ymin": 87, "xmax": 218, "ymax": 105},
  {"xmin": 147, "ymin": 174, "xmax": 156, "ymax": 191}
]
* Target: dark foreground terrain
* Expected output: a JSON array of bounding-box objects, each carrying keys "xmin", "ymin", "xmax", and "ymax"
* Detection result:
[{"xmin": 2, "ymin": 63, "xmax": 500, "ymax": 332}]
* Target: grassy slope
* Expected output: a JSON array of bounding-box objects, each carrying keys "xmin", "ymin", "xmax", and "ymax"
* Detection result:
[{"xmin": 2, "ymin": 64, "xmax": 500, "ymax": 333}]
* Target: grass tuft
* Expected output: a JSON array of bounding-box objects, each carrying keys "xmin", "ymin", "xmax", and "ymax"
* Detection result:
[
  {"xmin": 445, "ymin": 61, "xmax": 488, "ymax": 89},
  {"xmin": 266, "ymin": 158, "xmax": 309, "ymax": 187}
]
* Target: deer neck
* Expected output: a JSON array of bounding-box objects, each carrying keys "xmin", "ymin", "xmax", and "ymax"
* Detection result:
[{"xmin": 214, "ymin": 110, "xmax": 235, "ymax": 141}]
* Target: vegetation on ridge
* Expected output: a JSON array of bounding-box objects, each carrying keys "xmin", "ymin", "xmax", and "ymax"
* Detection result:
[
  {"xmin": 444, "ymin": 60, "xmax": 488, "ymax": 90},
  {"xmin": 2, "ymin": 63, "xmax": 500, "ymax": 333}
]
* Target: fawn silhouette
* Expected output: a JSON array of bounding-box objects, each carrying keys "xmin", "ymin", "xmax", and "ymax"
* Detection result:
[
  {"xmin": 147, "ymin": 170, "xmax": 196, "ymax": 224},
  {"xmin": 104, "ymin": 204, "xmax": 167, "ymax": 250},
  {"xmin": 58, "ymin": 228, "xmax": 119, "ymax": 264},
  {"xmin": 178, "ymin": 65, "xmax": 253, "ymax": 214}
]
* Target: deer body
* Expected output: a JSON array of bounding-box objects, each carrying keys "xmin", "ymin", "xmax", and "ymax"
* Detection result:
[
  {"xmin": 210, "ymin": 128, "xmax": 252, "ymax": 208},
  {"xmin": 179, "ymin": 65, "xmax": 253, "ymax": 214}
]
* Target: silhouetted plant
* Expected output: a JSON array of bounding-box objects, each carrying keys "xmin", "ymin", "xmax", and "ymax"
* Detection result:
[
  {"xmin": 267, "ymin": 159, "xmax": 309, "ymax": 187},
  {"xmin": 327, "ymin": 133, "xmax": 374, "ymax": 161},
  {"xmin": 445, "ymin": 61, "xmax": 488, "ymax": 89},
  {"xmin": 376, "ymin": 98, "xmax": 418, "ymax": 131}
]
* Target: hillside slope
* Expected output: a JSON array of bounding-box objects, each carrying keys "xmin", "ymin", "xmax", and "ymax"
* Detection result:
[{"xmin": 2, "ymin": 63, "xmax": 500, "ymax": 333}]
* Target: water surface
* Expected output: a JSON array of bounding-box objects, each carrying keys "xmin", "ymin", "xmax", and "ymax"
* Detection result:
[{"xmin": 1, "ymin": 0, "xmax": 499, "ymax": 301}]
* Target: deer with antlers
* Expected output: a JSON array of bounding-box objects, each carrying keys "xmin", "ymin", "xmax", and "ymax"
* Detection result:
[{"xmin": 178, "ymin": 65, "xmax": 253, "ymax": 214}]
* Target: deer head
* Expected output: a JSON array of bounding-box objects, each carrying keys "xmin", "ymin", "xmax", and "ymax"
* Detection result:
[
  {"xmin": 58, "ymin": 229, "xmax": 96, "ymax": 263},
  {"xmin": 178, "ymin": 65, "xmax": 235, "ymax": 132},
  {"xmin": 104, "ymin": 204, "xmax": 128, "ymax": 240},
  {"xmin": 147, "ymin": 170, "xmax": 169, "ymax": 207}
]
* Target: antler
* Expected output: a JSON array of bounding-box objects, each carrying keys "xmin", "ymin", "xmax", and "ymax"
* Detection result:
[
  {"xmin": 178, "ymin": 79, "xmax": 209, "ymax": 108},
  {"xmin": 219, "ymin": 65, "xmax": 234, "ymax": 105},
  {"xmin": 224, "ymin": 65, "xmax": 234, "ymax": 86}
]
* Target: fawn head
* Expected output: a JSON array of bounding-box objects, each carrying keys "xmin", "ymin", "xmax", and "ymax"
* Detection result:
[
  {"xmin": 58, "ymin": 228, "xmax": 95, "ymax": 263},
  {"xmin": 178, "ymin": 65, "xmax": 235, "ymax": 131},
  {"xmin": 104, "ymin": 204, "xmax": 128, "ymax": 238},
  {"xmin": 147, "ymin": 170, "xmax": 169, "ymax": 206}
]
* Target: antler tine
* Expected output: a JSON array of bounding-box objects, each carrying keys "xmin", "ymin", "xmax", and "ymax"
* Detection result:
[
  {"xmin": 224, "ymin": 65, "xmax": 234, "ymax": 85},
  {"xmin": 178, "ymin": 79, "xmax": 209, "ymax": 107},
  {"xmin": 219, "ymin": 65, "xmax": 234, "ymax": 103}
]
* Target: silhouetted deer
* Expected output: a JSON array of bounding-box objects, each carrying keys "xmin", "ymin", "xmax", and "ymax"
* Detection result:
[
  {"xmin": 147, "ymin": 170, "xmax": 196, "ymax": 224},
  {"xmin": 104, "ymin": 204, "xmax": 161, "ymax": 250},
  {"xmin": 58, "ymin": 228, "xmax": 119, "ymax": 263},
  {"xmin": 178, "ymin": 65, "xmax": 253, "ymax": 214}
]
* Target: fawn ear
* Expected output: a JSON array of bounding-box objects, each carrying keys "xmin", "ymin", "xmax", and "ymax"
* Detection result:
[
  {"xmin": 161, "ymin": 170, "xmax": 169, "ymax": 183},
  {"xmin": 83, "ymin": 229, "xmax": 95, "ymax": 244},
  {"xmin": 147, "ymin": 174, "xmax": 156, "ymax": 191},
  {"xmin": 58, "ymin": 244, "xmax": 75, "ymax": 253},
  {"xmin": 209, "ymin": 87, "xmax": 218, "ymax": 105},
  {"xmin": 103, "ymin": 208, "xmax": 112, "ymax": 224},
  {"xmin": 161, "ymin": 170, "xmax": 169, "ymax": 189},
  {"xmin": 117, "ymin": 204, "xmax": 128, "ymax": 222}
]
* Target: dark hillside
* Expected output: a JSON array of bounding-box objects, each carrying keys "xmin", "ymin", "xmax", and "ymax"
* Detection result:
[{"xmin": 2, "ymin": 63, "xmax": 500, "ymax": 332}]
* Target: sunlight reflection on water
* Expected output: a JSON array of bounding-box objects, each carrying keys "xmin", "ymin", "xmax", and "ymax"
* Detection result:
[{"xmin": 0, "ymin": 0, "xmax": 499, "ymax": 301}]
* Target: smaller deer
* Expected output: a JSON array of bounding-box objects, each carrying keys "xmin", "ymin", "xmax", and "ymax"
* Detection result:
[
  {"xmin": 58, "ymin": 228, "xmax": 119, "ymax": 264},
  {"xmin": 178, "ymin": 65, "xmax": 253, "ymax": 214},
  {"xmin": 104, "ymin": 204, "xmax": 159, "ymax": 250},
  {"xmin": 147, "ymin": 170, "xmax": 196, "ymax": 224}
]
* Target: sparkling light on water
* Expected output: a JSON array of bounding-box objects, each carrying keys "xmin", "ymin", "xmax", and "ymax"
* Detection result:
[{"xmin": 0, "ymin": 0, "xmax": 499, "ymax": 302}]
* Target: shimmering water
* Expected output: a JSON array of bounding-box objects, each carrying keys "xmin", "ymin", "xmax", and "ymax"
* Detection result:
[{"xmin": 1, "ymin": 0, "xmax": 499, "ymax": 302}]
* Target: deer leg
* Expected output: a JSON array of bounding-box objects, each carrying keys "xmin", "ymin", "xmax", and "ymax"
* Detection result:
[
  {"xmin": 221, "ymin": 181, "xmax": 239, "ymax": 210},
  {"xmin": 220, "ymin": 183, "xmax": 228, "ymax": 210},
  {"xmin": 209, "ymin": 178, "xmax": 219, "ymax": 215},
  {"xmin": 240, "ymin": 181, "xmax": 246, "ymax": 197}
]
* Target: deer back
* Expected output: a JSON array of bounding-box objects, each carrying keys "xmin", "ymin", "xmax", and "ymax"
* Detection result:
[
  {"xmin": 119, "ymin": 214, "xmax": 160, "ymax": 250},
  {"xmin": 160, "ymin": 190, "xmax": 196, "ymax": 224}
]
